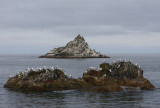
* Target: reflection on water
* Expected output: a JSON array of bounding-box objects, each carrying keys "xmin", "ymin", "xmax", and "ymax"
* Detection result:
[
  {"xmin": 4, "ymin": 88, "xmax": 154, "ymax": 108},
  {"xmin": 0, "ymin": 54, "xmax": 160, "ymax": 108}
]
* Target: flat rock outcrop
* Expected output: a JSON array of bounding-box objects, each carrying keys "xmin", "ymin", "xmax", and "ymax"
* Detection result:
[
  {"xmin": 39, "ymin": 34, "xmax": 109, "ymax": 58},
  {"xmin": 4, "ymin": 60, "xmax": 155, "ymax": 92}
]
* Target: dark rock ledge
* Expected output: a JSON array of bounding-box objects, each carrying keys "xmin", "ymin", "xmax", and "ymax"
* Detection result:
[{"xmin": 4, "ymin": 60, "xmax": 155, "ymax": 92}]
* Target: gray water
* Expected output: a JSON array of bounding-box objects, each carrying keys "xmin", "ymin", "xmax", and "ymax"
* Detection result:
[{"xmin": 0, "ymin": 54, "xmax": 160, "ymax": 108}]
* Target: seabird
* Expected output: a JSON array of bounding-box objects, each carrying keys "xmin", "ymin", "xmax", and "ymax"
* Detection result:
[
  {"xmin": 117, "ymin": 65, "xmax": 120, "ymax": 68},
  {"xmin": 69, "ymin": 74, "xmax": 72, "ymax": 78},
  {"xmin": 56, "ymin": 66, "xmax": 59, "ymax": 69},
  {"xmin": 99, "ymin": 68, "xmax": 102, "ymax": 71}
]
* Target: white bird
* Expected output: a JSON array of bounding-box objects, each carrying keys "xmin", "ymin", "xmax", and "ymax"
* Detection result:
[
  {"xmin": 99, "ymin": 68, "xmax": 102, "ymax": 71},
  {"xmin": 109, "ymin": 69, "xmax": 112, "ymax": 72},
  {"xmin": 135, "ymin": 63, "xmax": 138, "ymax": 66},
  {"xmin": 138, "ymin": 65, "xmax": 141, "ymax": 68},
  {"xmin": 9, "ymin": 75, "xmax": 12, "ymax": 78},
  {"xmin": 69, "ymin": 74, "xmax": 72, "ymax": 78},
  {"xmin": 89, "ymin": 67, "xmax": 95, "ymax": 70},
  {"xmin": 117, "ymin": 65, "xmax": 120, "ymax": 68},
  {"xmin": 56, "ymin": 66, "xmax": 59, "ymax": 69}
]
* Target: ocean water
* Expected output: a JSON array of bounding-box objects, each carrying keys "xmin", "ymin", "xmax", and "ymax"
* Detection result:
[{"xmin": 0, "ymin": 54, "xmax": 160, "ymax": 108}]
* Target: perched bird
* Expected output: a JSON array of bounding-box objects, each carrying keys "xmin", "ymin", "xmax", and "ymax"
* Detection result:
[
  {"xmin": 129, "ymin": 60, "xmax": 132, "ymax": 62},
  {"xmin": 117, "ymin": 65, "xmax": 120, "ymax": 68},
  {"xmin": 69, "ymin": 74, "xmax": 72, "ymax": 78},
  {"xmin": 109, "ymin": 69, "xmax": 112, "ymax": 72},
  {"xmin": 56, "ymin": 66, "xmax": 59, "ymax": 69},
  {"xmin": 99, "ymin": 68, "xmax": 102, "ymax": 71}
]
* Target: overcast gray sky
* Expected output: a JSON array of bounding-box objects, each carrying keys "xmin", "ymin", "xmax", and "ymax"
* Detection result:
[{"xmin": 0, "ymin": 0, "xmax": 160, "ymax": 54}]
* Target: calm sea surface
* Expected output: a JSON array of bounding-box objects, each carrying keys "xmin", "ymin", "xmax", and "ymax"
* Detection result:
[{"xmin": 0, "ymin": 54, "xmax": 160, "ymax": 108}]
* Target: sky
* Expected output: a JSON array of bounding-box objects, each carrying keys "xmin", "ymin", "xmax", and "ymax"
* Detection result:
[{"xmin": 0, "ymin": 0, "xmax": 160, "ymax": 54}]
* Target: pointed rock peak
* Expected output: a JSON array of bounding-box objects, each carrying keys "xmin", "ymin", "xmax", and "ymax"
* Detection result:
[
  {"xmin": 39, "ymin": 34, "xmax": 110, "ymax": 58},
  {"xmin": 74, "ymin": 34, "xmax": 85, "ymax": 41}
]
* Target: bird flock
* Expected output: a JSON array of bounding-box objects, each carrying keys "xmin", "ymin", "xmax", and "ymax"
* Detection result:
[
  {"xmin": 9, "ymin": 59, "xmax": 141, "ymax": 80},
  {"xmin": 9, "ymin": 66, "xmax": 72, "ymax": 82}
]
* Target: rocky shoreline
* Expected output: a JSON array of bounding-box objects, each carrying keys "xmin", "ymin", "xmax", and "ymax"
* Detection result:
[
  {"xmin": 39, "ymin": 35, "xmax": 109, "ymax": 58},
  {"xmin": 4, "ymin": 60, "xmax": 155, "ymax": 92}
]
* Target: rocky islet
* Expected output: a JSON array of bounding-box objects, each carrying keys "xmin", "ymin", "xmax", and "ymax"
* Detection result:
[
  {"xmin": 4, "ymin": 59, "xmax": 155, "ymax": 92},
  {"xmin": 39, "ymin": 34, "xmax": 109, "ymax": 58}
]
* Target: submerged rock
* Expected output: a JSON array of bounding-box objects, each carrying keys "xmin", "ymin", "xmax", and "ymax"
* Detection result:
[
  {"xmin": 39, "ymin": 34, "xmax": 109, "ymax": 58},
  {"xmin": 4, "ymin": 60, "xmax": 155, "ymax": 92}
]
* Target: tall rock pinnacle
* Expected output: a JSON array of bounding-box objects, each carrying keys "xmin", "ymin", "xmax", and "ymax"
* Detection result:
[{"xmin": 39, "ymin": 34, "xmax": 109, "ymax": 58}]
